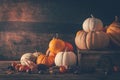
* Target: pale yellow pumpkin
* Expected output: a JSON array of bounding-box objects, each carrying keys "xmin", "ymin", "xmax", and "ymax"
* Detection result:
[
  {"xmin": 82, "ymin": 15, "xmax": 103, "ymax": 32},
  {"xmin": 55, "ymin": 51, "xmax": 77, "ymax": 67},
  {"xmin": 75, "ymin": 30, "xmax": 110, "ymax": 49}
]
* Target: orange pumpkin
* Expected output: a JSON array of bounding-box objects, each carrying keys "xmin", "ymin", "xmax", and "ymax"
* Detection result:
[
  {"xmin": 49, "ymin": 38, "xmax": 65, "ymax": 54},
  {"xmin": 106, "ymin": 16, "xmax": 120, "ymax": 47},
  {"xmin": 46, "ymin": 48, "xmax": 56, "ymax": 57},
  {"xmin": 36, "ymin": 53, "xmax": 55, "ymax": 67},
  {"xmin": 75, "ymin": 30, "xmax": 110, "ymax": 49}
]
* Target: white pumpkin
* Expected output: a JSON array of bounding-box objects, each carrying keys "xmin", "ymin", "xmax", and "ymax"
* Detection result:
[
  {"xmin": 20, "ymin": 53, "xmax": 36, "ymax": 65},
  {"xmin": 82, "ymin": 15, "xmax": 103, "ymax": 32},
  {"xmin": 55, "ymin": 51, "xmax": 77, "ymax": 67}
]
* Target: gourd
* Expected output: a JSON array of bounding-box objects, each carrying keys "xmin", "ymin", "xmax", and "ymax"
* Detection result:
[
  {"xmin": 75, "ymin": 30, "xmax": 110, "ymax": 49},
  {"xmin": 106, "ymin": 16, "xmax": 120, "ymax": 47},
  {"xmin": 83, "ymin": 15, "xmax": 103, "ymax": 32},
  {"xmin": 36, "ymin": 53, "xmax": 55, "ymax": 67},
  {"xmin": 20, "ymin": 53, "xmax": 36, "ymax": 65},
  {"xmin": 55, "ymin": 49, "xmax": 77, "ymax": 67}
]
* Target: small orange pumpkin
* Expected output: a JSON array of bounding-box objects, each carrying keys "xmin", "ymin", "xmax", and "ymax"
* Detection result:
[
  {"xmin": 106, "ymin": 16, "xmax": 120, "ymax": 47},
  {"xmin": 49, "ymin": 37, "xmax": 65, "ymax": 54},
  {"xmin": 36, "ymin": 53, "xmax": 55, "ymax": 67}
]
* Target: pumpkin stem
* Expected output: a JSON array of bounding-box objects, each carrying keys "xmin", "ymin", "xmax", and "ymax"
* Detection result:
[
  {"xmin": 91, "ymin": 14, "xmax": 94, "ymax": 18},
  {"xmin": 115, "ymin": 16, "xmax": 118, "ymax": 22},
  {"xmin": 46, "ymin": 49, "xmax": 50, "ymax": 56},
  {"xmin": 55, "ymin": 33, "xmax": 59, "ymax": 38}
]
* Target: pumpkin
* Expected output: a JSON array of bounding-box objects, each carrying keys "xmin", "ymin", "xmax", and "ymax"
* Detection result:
[
  {"xmin": 64, "ymin": 42, "xmax": 74, "ymax": 51},
  {"xmin": 55, "ymin": 50, "xmax": 77, "ymax": 67},
  {"xmin": 75, "ymin": 30, "xmax": 110, "ymax": 49},
  {"xmin": 36, "ymin": 53, "xmax": 55, "ymax": 67},
  {"xmin": 49, "ymin": 37, "xmax": 65, "ymax": 54},
  {"xmin": 46, "ymin": 48, "xmax": 56, "ymax": 57},
  {"xmin": 83, "ymin": 15, "xmax": 103, "ymax": 32},
  {"xmin": 20, "ymin": 53, "xmax": 36, "ymax": 65},
  {"xmin": 106, "ymin": 16, "xmax": 120, "ymax": 47}
]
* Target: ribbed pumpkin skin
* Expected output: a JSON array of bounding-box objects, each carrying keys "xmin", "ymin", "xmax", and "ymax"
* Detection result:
[
  {"xmin": 83, "ymin": 16, "xmax": 103, "ymax": 32},
  {"xmin": 36, "ymin": 54, "xmax": 55, "ymax": 67},
  {"xmin": 49, "ymin": 38, "xmax": 65, "ymax": 54},
  {"xmin": 75, "ymin": 30, "xmax": 110, "ymax": 50},
  {"xmin": 106, "ymin": 22, "xmax": 120, "ymax": 46},
  {"xmin": 55, "ymin": 51, "xmax": 77, "ymax": 66}
]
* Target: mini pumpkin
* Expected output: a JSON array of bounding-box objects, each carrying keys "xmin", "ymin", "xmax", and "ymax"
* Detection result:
[
  {"xmin": 83, "ymin": 15, "xmax": 103, "ymax": 32},
  {"xmin": 106, "ymin": 16, "xmax": 120, "ymax": 47},
  {"xmin": 55, "ymin": 50, "xmax": 77, "ymax": 67},
  {"xmin": 75, "ymin": 30, "xmax": 110, "ymax": 49},
  {"xmin": 49, "ymin": 37, "xmax": 65, "ymax": 54},
  {"xmin": 36, "ymin": 53, "xmax": 55, "ymax": 67}
]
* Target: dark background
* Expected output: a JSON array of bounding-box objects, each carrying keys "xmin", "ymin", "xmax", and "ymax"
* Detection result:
[
  {"xmin": 0, "ymin": 0, "xmax": 120, "ymax": 31},
  {"xmin": 0, "ymin": 0, "xmax": 120, "ymax": 60}
]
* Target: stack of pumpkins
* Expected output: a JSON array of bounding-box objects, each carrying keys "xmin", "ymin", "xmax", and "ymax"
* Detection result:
[
  {"xmin": 36, "ymin": 37, "xmax": 77, "ymax": 68},
  {"xmin": 75, "ymin": 15, "xmax": 120, "ymax": 50},
  {"xmin": 15, "ymin": 36, "xmax": 77, "ymax": 73}
]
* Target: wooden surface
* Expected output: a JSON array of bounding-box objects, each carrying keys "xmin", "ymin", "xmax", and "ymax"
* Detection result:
[
  {"xmin": 0, "ymin": 61, "xmax": 120, "ymax": 80},
  {"xmin": 77, "ymin": 49, "xmax": 120, "ymax": 67}
]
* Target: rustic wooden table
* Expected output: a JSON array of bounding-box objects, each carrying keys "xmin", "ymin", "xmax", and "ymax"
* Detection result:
[{"xmin": 0, "ymin": 61, "xmax": 120, "ymax": 80}]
